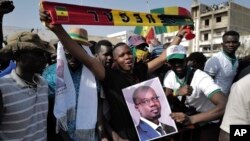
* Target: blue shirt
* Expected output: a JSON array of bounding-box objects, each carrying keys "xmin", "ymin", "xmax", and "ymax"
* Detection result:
[{"xmin": 0, "ymin": 60, "xmax": 16, "ymax": 77}]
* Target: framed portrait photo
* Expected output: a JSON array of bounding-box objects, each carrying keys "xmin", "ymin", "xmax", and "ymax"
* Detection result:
[{"xmin": 122, "ymin": 77, "xmax": 178, "ymax": 141}]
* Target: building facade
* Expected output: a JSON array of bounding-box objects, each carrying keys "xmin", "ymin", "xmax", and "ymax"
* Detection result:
[
  {"xmin": 190, "ymin": 0, "xmax": 250, "ymax": 57},
  {"xmin": 107, "ymin": 30, "xmax": 135, "ymax": 45}
]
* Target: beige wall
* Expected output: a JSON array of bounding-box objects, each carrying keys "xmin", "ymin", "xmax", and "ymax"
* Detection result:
[{"xmin": 190, "ymin": 1, "xmax": 250, "ymax": 56}]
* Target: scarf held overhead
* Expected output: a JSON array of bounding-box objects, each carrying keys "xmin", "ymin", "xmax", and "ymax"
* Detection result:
[
  {"xmin": 55, "ymin": 42, "xmax": 97, "ymax": 131},
  {"xmin": 40, "ymin": 1, "xmax": 193, "ymax": 26}
]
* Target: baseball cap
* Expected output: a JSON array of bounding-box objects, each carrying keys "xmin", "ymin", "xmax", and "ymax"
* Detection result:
[
  {"xmin": 128, "ymin": 35, "xmax": 147, "ymax": 47},
  {"xmin": 6, "ymin": 32, "xmax": 55, "ymax": 53},
  {"xmin": 166, "ymin": 45, "xmax": 187, "ymax": 61}
]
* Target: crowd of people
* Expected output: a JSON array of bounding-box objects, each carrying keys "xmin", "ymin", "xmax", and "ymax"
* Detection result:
[{"xmin": 0, "ymin": 1, "xmax": 250, "ymax": 141}]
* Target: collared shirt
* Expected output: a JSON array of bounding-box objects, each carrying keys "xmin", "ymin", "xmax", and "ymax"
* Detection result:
[
  {"xmin": 140, "ymin": 117, "xmax": 166, "ymax": 135},
  {"xmin": 164, "ymin": 69, "xmax": 221, "ymax": 113},
  {"xmin": 204, "ymin": 51, "xmax": 238, "ymax": 95},
  {"xmin": 0, "ymin": 70, "xmax": 48, "ymax": 140}
]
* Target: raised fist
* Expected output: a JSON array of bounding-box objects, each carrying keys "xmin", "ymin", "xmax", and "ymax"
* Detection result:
[{"xmin": 0, "ymin": 0, "xmax": 15, "ymax": 15}]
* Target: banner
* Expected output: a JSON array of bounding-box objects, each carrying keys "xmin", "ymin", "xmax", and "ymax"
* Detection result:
[{"xmin": 41, "ymin": 1, "xmax": 193, "ymax": 26}]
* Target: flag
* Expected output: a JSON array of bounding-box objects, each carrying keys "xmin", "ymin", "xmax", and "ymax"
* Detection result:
[
  {"xmin": 55, "ymin": 6, "xmax": 69, "ymax": 22},
  {"xmin": 55, "ymin": 6, "xmax": 68, "ymax": 16},
  {"xmin": 145, "ymin": 27, "xmax": 155, "ymax": 44},
  {"xmin": 134, "ymin": 26, "xmax": 156, "ymax": 44}
]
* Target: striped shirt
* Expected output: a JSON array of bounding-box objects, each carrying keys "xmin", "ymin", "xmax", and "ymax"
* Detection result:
[{"xmin": 0, "ymin": 70, "xmax": 48, "ymax": 141}]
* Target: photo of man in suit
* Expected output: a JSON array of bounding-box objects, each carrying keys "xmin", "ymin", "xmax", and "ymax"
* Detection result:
[{"xmin": 133, "ymin": 85, "xmax": 176, "ymax": 141}]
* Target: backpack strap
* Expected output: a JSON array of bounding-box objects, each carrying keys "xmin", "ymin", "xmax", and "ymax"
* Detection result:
[
  {"xmin": 180, "ymin": 68, "xmax": 196, "ymax": 104},
  {"xmin": 187, "ymin": 68, "xmax": 196, "ymax": 85}
]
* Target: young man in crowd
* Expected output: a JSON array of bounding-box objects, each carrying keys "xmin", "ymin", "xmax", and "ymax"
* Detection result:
[
  {"xmin": 187, "ymin": 52, "xmax": 207, "ymax": 70},
  {"xmin": 0, "ymin": 32, "xmax": 55, "ymax": 140},
  {"xmin": 94, "ymin": 40, "xmax": 113, "ymax": 69},
  {"xmin": 204, "ymin": 31, "xmax": 241, "ymax": 96},
  {"xmin": 128, "ymin": 35, "xmax": 150, "ymax": 63},
  {"xmin": 43, "ymin": 27, "xmax": 108, "ymax": 141},
  {"xmin": 94, "ymin": 39, "xmax": 114, "ymax": 140},
  {"xmin": 163, "ymin": 45, "xmax": 227, "ymax": 141}
]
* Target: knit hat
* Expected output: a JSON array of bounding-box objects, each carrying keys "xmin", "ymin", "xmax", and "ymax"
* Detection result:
[
  {"xmin": 6, "ymin": 32, "xmax": 55, "ymax": 53},
  {"xmin": 166, "ymin": 45, "xmax": 187, "ymax": 61},
  {"xmin": 68, "ymin": 28, "xmax": 92, "ymax": 46},
  {"xmin": 128, "ymin": 35, "xmax": 147, "ymax": 47}
]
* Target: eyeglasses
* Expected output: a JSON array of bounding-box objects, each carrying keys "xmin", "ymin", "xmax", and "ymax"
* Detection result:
[{"xmin": 136, "ymin": 96, "xmax": 160, "ymax": 106}]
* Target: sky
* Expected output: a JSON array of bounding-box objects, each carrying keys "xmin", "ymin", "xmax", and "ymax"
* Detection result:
[{"xmin": 4, "ymin": 0, "xmax": 250, "ymax": 36}]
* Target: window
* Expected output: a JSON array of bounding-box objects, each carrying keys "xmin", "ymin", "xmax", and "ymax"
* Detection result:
[
  {"xmin": 202, "ymin": 46, "xmax": 211, "ymax": 52},
  {"xmin": 204, "ymin": 33, "xmax": 208, "ymax": 41},
  {"xmin": 215, "ymin": 31, "xmax": 222, "ymax": 36},
  {"xmin": 216, "ymin": 17, "xmax": 221, "ymax": 22},
  {"xmin": 205, "ymin": 19, "xmax": 209, "ymax": 26}
]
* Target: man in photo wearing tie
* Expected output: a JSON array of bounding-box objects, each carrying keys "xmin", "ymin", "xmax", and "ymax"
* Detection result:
[{"xmin": 133, "ymin": 86, "xmax": 176, "ymax": 141}]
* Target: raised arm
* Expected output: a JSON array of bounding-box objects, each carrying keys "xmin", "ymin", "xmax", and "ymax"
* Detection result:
[
  {"xmin": 39, "ymin": 8, "xmax": 105, "ymax": 80},
  {"xmin": 0, "ymin": 0, "xmax": 15, "ymax": 49},
  {"xmin": 147, "ymin": 26, "xmax": 187, "ymax": 74}
]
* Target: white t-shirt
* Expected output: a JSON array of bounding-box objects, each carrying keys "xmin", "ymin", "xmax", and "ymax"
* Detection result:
[
  {"xmin": 220, "ymin": 74, "xmax": 250, "ymax": 133},
  {"xmin": 204, "ymin": 51, "xmax": 238, "ymax": 95},
  {"xmin": 163, "ymin": 69, "xmax": 221, "ymax": 113}
]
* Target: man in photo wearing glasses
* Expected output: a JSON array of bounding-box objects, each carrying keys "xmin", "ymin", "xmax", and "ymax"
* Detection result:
[{"xmin": 133, "ymin": 86, "xmax": 176, "ymax": 141}]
